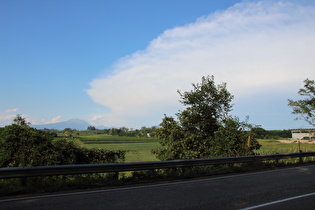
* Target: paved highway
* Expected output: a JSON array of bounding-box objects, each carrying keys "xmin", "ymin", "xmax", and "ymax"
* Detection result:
[{"xmin": 1, "ymin": 164, "xmax": 315, "ymax": 209}]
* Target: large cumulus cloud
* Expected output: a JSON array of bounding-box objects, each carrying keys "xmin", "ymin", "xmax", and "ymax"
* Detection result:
[{"xmin": 87, "ymin": 1, "xmax": 315, "ymax": 128}]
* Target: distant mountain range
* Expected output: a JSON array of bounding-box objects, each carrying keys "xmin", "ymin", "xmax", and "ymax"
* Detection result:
[{"xmin": 32, "ymin": 119, "xmax": 108, "ymax": 130}]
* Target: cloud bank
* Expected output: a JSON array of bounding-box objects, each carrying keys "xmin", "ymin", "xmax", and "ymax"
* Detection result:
[
  {"xmin": 0, "ymin": 108, "xmax": 62, "ymax": 127},
  {"xmin": 87, "ymin": 1, "xmax": 315, "ymax": 128}
]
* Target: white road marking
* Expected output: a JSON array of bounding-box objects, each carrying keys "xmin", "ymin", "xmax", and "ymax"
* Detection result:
[{"xmin": 241, "ymin": 191, "xmax": 315, "ymax": 210}]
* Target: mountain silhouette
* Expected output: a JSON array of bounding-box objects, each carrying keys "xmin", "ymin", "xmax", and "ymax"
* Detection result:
[{"xmin": 32, "ymin": 119, "xmax": 107, "ymax": 130}]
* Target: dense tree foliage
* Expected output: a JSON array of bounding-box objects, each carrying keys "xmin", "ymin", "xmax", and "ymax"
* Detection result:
[
  {"xmin": 214, "ymin": 117, "xmax": 261, "ymax": 157},
  {"xmin": 288, "ymin": 78, "xmax": 315, "ymax": 126},
  {"xmin": 153, "ymin": 76, "xmax": 261, "ymax": 160},
  {"xmin": 0, "ymin": 123, "xmax": 58, "ymax": 167},
  {"xmin": 0, "ymin": 115, "xmax": 125, "ymax": 167}
]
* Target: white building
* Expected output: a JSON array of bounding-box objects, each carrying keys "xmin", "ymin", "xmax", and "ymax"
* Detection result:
[{"xmin": 291, "ymin": 129, "xmax": 315, "ymax": 140}]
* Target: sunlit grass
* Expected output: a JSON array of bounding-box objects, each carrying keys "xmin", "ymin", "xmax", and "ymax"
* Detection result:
[
  {"xmin": 71, "ymin": 136, "xmax": 315, "ymax": 163},
  {"xmin": 256, "ymin": 139, "xmax": 315, "ymax": 154},
  {"xmin": 84, "ymin": 142, "xmax": 162, "ymax": 162},
  {"xmin": 58, "ymin": 135, "xmax": 162, "ymax": 162}
]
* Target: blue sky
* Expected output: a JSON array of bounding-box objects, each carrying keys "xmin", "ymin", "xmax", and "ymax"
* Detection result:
[{"xmin": 1, "ymin": 0, "xmax": 315, "ymax": 130}]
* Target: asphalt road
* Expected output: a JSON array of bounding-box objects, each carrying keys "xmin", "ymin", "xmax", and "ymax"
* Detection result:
[{"xmin": 1, "ymin": 164, "xmax": 315, "ymax": 210}]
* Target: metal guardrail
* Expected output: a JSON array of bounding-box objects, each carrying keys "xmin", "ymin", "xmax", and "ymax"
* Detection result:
[{"xmin": 1, "ymin": 152, "xmax": 315, "ymax": 179}]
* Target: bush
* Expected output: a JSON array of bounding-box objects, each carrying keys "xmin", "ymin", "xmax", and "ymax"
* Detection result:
[{"xmin": 0, "ymin": 116, "xmax": 126, "ymax": 167}]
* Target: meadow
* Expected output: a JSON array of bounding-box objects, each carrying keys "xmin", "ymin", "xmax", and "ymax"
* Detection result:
[
  {"xmin": 72, "ymin": 135, "xmax": 162, "ymax": 162},
  {"xmin": 73, "ymin": 135, "xmax": 315, "ymax": 162}
]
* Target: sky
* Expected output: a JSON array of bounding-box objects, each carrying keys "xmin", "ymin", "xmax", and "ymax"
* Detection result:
[{"xmin": 1, "ymin": 0, "xmax": 315, "ymax": 130}]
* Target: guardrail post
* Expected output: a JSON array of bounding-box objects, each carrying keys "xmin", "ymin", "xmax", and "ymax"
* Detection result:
[
  {"xmin": 114, "ymin": 172, "xmax": 119, "ymax": 181},
  {"xmin": 20, "ymin": 177, "xmax": 27, "ymax": 186},
  {"xmin": 299, "ymin": 150, "xmax": 303, "ymax": 164}
]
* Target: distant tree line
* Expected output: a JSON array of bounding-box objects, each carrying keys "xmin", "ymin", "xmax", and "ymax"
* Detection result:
[
  {"xmin": 251, "ymin": 127, "xmax": 292, "ymax": 139},
  {"xmin": 40, "ymin": 126, "xmax": 159, "ymax": 138},
  {"xmin": 36, "ymin": 124, "xmax": 291, "ymax": 141},
  {"xmin": 101, "ymin": 126, "xmax": 158, "ymax": 137}
]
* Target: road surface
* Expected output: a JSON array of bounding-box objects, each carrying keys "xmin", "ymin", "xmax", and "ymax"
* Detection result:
[{"xmin": 1, "ymin": 164, "xmax": 315, "ymax": 209}]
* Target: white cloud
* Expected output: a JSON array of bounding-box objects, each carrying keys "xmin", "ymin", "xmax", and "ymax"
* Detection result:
[
  {"xmin": 46, "ymin": 116, "xmax": 62, "ymax": 124},
  {"xmin": 0, "ymin": 109, "xmax": 63, "ymax": 127},
  {"xmin": 87, "ymin": 1, "xmax": 315, "ymax": 128},
  {"xmin": 0, "ymin": 108, "xmax": 19, "ymax": 126},
  {"xmin": 5, "ymin": 108, "xmax": 18, "ymax": 113}
]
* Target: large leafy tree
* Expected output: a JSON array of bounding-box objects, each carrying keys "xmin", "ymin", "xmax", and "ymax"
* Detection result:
[
  {"xmin": 288, "ymin": 79, "xmax": 315, "ymax": 126},
  {"xmin": 153, "ymin": 76, "xmax": 260, "ymax": 160}
]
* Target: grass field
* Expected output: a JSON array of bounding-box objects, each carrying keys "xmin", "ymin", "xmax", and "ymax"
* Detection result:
[
  {"xmin": 72, "ymin": 135, "xmax": 315, "ymax": 162},
  {"xmin": 256, "ymin": 139, "xmax": 315, "ymax": 154},
  {"xmin": 72, "ymin": 135, "xmax": 162, "ymax": 162}
]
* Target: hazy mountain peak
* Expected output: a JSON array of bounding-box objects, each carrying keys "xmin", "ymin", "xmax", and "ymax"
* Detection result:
[{"xmin": 32, "ymin": 119, "xmax": 106, "ymax": 130}]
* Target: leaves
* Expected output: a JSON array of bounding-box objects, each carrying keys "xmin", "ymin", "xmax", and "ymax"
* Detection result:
[
  {"xmin": 214, "ymin": 117, "xmax": 261, "ymax": 157},
  {"xmin": 288, "ymin": 79, "xmax": 315, "ymax": 126}
]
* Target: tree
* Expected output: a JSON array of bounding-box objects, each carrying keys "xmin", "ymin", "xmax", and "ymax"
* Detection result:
[
  {"xmin": 153, "ymin": 76, "xmax": 234, "ymax": 160},
  {"xmin": 13, "ymin": 114, "xmax": 31, "ymax": 126},
  {"xmin": 288, "ymin": 79, "xmax": 315, "ymax": 126},
  {"xmin": 213, "ymin": 117, "xmax": 261, "ymax": 157},
  {"xmin": 153, "ymin": 76, "xmax": 260, "ymax": 160},
  {"xmin": 0, "ymin": 116, "xmax": 58, "ymax": 167},
  {"xmin": 87, "ymin": 126, "xmax": 96, "ymax": 131}
]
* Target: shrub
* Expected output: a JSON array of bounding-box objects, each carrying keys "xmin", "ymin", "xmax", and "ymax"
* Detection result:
[{"xmin": 0, "ymin": 115, "xmax": 126, "ymax": 167}]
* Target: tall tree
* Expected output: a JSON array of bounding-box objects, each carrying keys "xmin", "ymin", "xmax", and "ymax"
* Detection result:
[
  {"xmin": 153, "ymin": 76, "xmax": 234, "ymax": 160},
  {"xmin": 288, "ymin": 79, "xmax": 315, "ymax": 126},
  {"xmin": 153, "ymin": 76, "xmax": 260, "ymax": 160},
  {"xmin": 13, "ymin": 114, "xmax": 31, "ymax": 126}
]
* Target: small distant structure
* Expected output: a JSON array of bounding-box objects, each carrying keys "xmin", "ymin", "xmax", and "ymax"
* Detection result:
[{"xmin": 290, "ymin": 129, "xmax": 315, "ymax": 140}]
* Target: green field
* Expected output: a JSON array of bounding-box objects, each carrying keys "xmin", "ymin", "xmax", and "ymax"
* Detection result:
[
  {"xmin": 72, "ymin": 135, "xmax": 162, "ymax": 162},
  {"xmin": 72, "ymin": 135, "xmax": 315, "ymax": 162},
  {"xmin": 256, "ymin": 139, "xmax": 315, "ymax": 154}
]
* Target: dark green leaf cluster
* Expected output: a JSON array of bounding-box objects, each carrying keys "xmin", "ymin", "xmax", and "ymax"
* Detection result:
[
  {"xmin": 0, "ymin": 124, "xmax": 58, "ymax": 167},
  {"xmin": 214, "ymin": 117, "xmax": 261, "ymax": 157}
]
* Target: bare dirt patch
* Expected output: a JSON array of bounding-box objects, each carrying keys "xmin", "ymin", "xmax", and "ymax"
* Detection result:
[{"xmin": 278, "ymin": 140, "xmax": 315, "ymax": 144}]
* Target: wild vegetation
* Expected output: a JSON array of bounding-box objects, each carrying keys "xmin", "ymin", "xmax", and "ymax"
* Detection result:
[
  {"xmin": 1, "ymin": 137, "xmax": 314, "ymax": 197},
  {"xmin": 0, "ymin": 115, "xmax": 126, "ymax": 167},
  {"xmin": 0, "ymin": 77, "xmax": 314, "ymax": 196}
]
